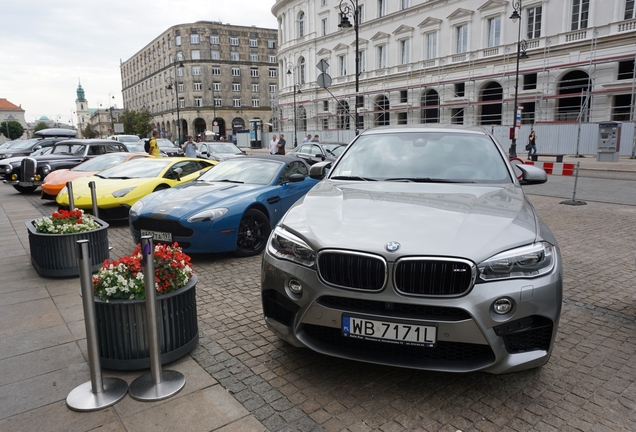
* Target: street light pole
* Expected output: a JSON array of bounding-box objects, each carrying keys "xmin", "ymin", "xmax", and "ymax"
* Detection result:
[
  {"xmin": 166, "ymin": 56, "xmax": 184, "ymax": 143},
  {"xmin": 338, "ymin": 0, "xmax": 361, "ymax": 135},
  {"xmin": 286, "ymin": 62, "xmax": 301, "ymax": 148},
  {"xmin": 509, "ymin": 0, "xmax": 528, "ymax": 158}
]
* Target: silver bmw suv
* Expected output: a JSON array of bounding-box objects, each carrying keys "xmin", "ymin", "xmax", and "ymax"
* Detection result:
[{"xmin": 261, "ymin": 125, "xmax": 562, "ymax": 374}]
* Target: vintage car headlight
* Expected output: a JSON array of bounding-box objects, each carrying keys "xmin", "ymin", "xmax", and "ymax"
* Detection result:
[
  {"xmin": 0, "ymin": 154, "xmax": 11, "ymax": 159},
  {"xmin": 187, "ymin": 208, "xmax": 228, "ymax": 222},
  {"xmin": 3, "ymin": 165, "xmax": 11, "ymax": 174},
  {"xmin": 478, "ymin": 242, "xmax": 555, "ymax": 281},
  {"xmin": 268, "ymin": 226, "xmax": 316, "ymax": 268},
  {"xmin": 112, "ymin": 187, "xmax": 136, "ymax": 198},
  {"xmin": 41, "ymin": 164, "xmax": 51, "ymax": 175},
  {"xmin": 129, "ymin": 200, "xmax": 144, "ymax": 217}
]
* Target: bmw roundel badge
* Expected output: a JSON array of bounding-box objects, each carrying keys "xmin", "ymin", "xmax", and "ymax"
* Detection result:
[{"xmin": 385, "ymin": 241, "xmax": 400, "ymax": 252}]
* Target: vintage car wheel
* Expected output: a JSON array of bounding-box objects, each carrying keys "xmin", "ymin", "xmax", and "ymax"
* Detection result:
[
  {"xmin": 235, "ymin": 208, "xmax": 270, "ymax": 257},
  {"xmin": 13, "ymin": 185, "xmax": 38, "ymax": 193}
]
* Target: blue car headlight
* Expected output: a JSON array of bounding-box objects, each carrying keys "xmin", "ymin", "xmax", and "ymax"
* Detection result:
[
  {"xmin": 130, "ymin": 200, "xmax": 144, "ymax": 218},
  {"xmin": 268, "ymin": 226, "xmax": 316, "ymax": 268},
  {"xmin": 187, "ymin": 208, "xmax": 228, "ymax": 223},
  {"xmin": 112, "ymin": 186, "xmax": 136, "ymax": 198},
  {"xmin": 478, "ymin": 242, "xmax": 556, "ymax": 281}
]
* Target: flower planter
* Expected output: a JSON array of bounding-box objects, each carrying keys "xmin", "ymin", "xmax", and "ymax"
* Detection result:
[
  {"xmin": 26, "ymin": 217, "xmax": 110, "ymax": 278},
  {"xmin": 93, "ymin": 274, "xmax": 199, "ymax": 371}
]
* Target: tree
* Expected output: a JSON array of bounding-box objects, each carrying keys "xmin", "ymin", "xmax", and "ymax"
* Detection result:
[
  {"xmin": 0, "ymin": 120, "xmax": 24, "ymax": 140},
  {"xmin": 118, "ymin": 108, "xmax": 153, "ymax": 138},
  {"xmin": 33, "ymin": 121, "xmax": 49, "ymax": 134},
  {"xmin": 83, "ymin": 123, "xmax": 97, "ymax": 139}
]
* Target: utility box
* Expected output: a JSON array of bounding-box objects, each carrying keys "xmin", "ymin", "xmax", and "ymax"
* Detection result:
[
  {"xmin": 249, "ymin": 119, "xmax": 263, "ymax": 148},
  {"xmin": 597, "ymin": 122, "xmax": 621, "ymax": 162}
]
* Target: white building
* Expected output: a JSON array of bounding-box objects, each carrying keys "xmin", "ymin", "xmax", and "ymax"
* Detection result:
[{"xmin": 272, "ymin": 0, "xmax": 636, "ymax": 142}]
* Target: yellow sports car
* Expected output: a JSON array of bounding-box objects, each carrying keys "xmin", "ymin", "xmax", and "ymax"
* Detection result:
[{"xmin": 56, "ymin": 157, "xmax": 216, "ymax": 220}]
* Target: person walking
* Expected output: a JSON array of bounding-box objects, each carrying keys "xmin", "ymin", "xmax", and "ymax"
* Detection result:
[
  {"xmin": 302, "ymin": 134, "xmax": 312, "ymax": 143},
  {"xmin": 311, "ymin": 134, "xmax": 320, "ymax": 142},
  {"xmin": 184, "ymin": 135, "xmax": 198, "ymax": 158},
  {"xmin": 277, "ymin": 134, "xmax": 287, "ymax": 155},
  {"xmin": 527, "ymin": 130, "xmax": 537, "ymax": 160},
  {"xmin": 148, "ymin": 130, "xmax": 160, "ymax": 157},
  {"xmin": 269, "ymin": 135, "xmax": 279, "ymax": 154}
]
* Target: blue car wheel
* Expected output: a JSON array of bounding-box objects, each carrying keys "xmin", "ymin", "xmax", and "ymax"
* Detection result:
[{"xmin": 235, "ymin": 208, "xmax": 270, "ymax": 257}]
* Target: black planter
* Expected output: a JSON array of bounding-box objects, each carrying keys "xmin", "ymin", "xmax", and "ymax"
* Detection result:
[
  {"xmin": 93, "ymin": 274, "xmax": 199, "ymax": 371},
  {"xmin": 26, "ymin": 218, "xmax": 110, "ymax": 278}
]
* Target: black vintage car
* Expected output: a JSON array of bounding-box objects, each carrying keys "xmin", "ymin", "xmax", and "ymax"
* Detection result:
[
  {"xmin": 1, "ymin": 139, "xmax": 128, "ymax": 193},
  {"xmin": 0, "ymin": 128, "xmax": 76, "ymax": 161}
]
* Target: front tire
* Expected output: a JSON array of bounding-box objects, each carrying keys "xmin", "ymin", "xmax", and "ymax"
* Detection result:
[
  {"xmin": 234, "ymin": 209, "xmax": 270, "ymax": 257},
  {"xmin": 13, "ymin": 185, "xmax": 38, "ymax": 193}
]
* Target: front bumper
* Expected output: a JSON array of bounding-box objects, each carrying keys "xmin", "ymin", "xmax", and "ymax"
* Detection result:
[{"xmin": 261, "ymin": 250, "xmax": 562, "ymax": 375}]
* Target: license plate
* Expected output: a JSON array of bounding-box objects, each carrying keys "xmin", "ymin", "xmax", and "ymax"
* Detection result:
[
  {"xmin": 342, "ymin": 315, "xmax": 436, "ymax": 347},
  {"xmin": 141, "ymin": 230, "xmax": 172, "ymax": 243},
  {"xmin": 20, "ymin": 182, "xmax": 34, "ymax": 186}
]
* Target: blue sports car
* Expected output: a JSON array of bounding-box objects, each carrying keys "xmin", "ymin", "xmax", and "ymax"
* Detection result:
[{"xmin": 129, "ymin": 155, "xmax": 319, "ymax": 256}]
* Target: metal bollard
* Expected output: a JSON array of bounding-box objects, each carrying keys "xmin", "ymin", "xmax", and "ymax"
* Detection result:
[
  {"xmin": 559, "ymin": 162, "xmax": 587, "ymax": 206},
  {"xmin": 128, "ymin": 236, "xmax": 186, "ymax": 401},
  {"xmin": 66, "ymin": 240, "xmax": 128, "ymax": 411},
  {"xmin": 88, "ymin": 181, "xmax": 99, "ymax": 218},
  {"xmin": 66, "ymin": 181, "xmax": 75, "ymax": 210}
]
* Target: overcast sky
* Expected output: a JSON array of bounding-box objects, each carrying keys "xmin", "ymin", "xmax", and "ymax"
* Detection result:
[{"xmin": 2, "ymin": 0, "xmax": 277, "ymax": 124}]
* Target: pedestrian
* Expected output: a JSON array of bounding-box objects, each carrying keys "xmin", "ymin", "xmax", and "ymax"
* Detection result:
[
  {"xmin": 527, "ymin": 130, "xmax": 537, "ymax": 160},
  {"xmin": 269, "ymin": 135, "xmax": 279, "ymax": 154},
  {"xmin": 148, "ymin": 130, "xmax": 160, "ymax": 157},
  {"xmin": 302, "ymin": 134, "xmax": 312, "ymax": 143},
  {"xmin": 311, "ymin": 134, "xmax": 320, "ymax": 142},
  {"xmin": 184, "ymin": 135, "xmax": 198, "ymax": 158},
  {"xmin": 277, "ymin": 134, "xmax": 286, "ymax": 155}
]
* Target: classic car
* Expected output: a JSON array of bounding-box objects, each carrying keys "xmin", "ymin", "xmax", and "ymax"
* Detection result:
[
  {"xmin": 129, "ymin": 155, "xmax": 318, "ymax": 257},
  {"xmin": 261, "ymin": 125, "xmax": 562, "ymax": 374},
  {"xmin": 2, "ymin": 139, "xmax": 128, "ymax": 193},
  {"xmin": 56, "ymin": 157, "xmax": 216, "ymax": 220}
]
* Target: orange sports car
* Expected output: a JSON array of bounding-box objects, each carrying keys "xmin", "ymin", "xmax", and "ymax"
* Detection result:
[{"xmin": 41, "ymin": 152, "xmax": 149, "ymax": 199}]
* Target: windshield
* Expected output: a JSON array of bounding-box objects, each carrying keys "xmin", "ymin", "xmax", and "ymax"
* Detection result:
[
  {"xmin": 207, "ymin": 144, "xmax": 242, "ymax": 154},
  {"xmin": 330, "ymin": 132, "xmax": 512, "ymax": 183},
  {"xmin": 7, "ymin": 139, "xmax": 41, "ymax": 150},
  {"xmin": 114, "ymin": 136, "xmax": 139, "ymax": 143},
  {"xmin": 323, "ymin": 144, "xmax": 345, "ymax": 157},
  {"xmin": 51, "ymin": 144, "xmax": 86, "ymax": 155},
  {"xmin": 71, "ymin": 153, "xmax": 135, "ymax": 172},
  {"xmin": 97, "ymin": 158, "xmax": 172, "ymax": 178},
  {"xmin": 198, "ymin": 159, "xmax": 281, "ymax": 185},
  {"xmin": 30, "ymin": 147, "xmax": 52, "ymax": 156},
  {"xmin": 157, "ymin": 139, "xmax": 177, "ymax": 149}
]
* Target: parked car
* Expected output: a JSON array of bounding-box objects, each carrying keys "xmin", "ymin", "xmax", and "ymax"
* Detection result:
[
  {"xmin": 110, "ymin": 134, "xmax": 140, "ymax": 144},
  {"xmin": 129, "ymin": 155, "xmax": 318, "ymax": 257},
  {"xmin": 56, "ymin": 157, "xmax": 216, "ymax": 220},
  {"xmin": 41, "ymin": 152, "xmax": 150, "ymax": 199},
  {"xmin": 141, "ymin": 138, "xmax": 184, "ymax": 157},
  {"xmin": 261, "ymin": 125, "xmax": 562, "ymax": 374},
  {"xmin": 287, "ymin": 142, "xmax": 347, "ymax": 165},
  {"xmin": 0, "ymin": 128, "xmax": 75, "ymax": 160},
  {"xmin": 197, "ymin": 142, "xmax": 247, "ymax": 162},
  {"xmin": 1, "ymin": 139, "xmax": 128, "ymax": 193}
]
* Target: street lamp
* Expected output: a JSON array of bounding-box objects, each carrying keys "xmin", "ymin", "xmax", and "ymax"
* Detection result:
[
  {"xmin": 165, "ymin": 55, "xmax": 184, "ymax": 143},
  {"xmin": 509, "ymin": 0, "xmax": 529, "ymax": 158},
  {"xmin": 338, "ymin": 0, "xmax": 362, "ymax": 135},
  {"xmin": 208, "ymin": 83, "xmax": 217, "ymax": 125},
  {"xmin": 286, "ymin": 63, "xmax": 302, "ymax": 148},
  {"xmin": 108, "ymin": 95, "xmax": 115, "ymax": 135}
]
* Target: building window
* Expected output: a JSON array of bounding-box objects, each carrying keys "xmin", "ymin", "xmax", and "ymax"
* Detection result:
[
  {"xmin": 231, "ymin": 51, "xmax": 239, "ymax": 61},
  {"xmin": 523, "ymin": 73, "xmax": 538, "ymax": 90},
  {"xmin": 192, "ymin": 66, "xmax": 201, "ymax": 76},
  {"xmin": 233, "ymin": 98, "xmax": 241, "ymax": 107},
  {"xmin": 270, "ymin": 84, "xmax": 277, "ymax": 93},
  {"xmin": 175, "ymin": 35, "xmax": 181, "ymax": 46},
  {"xmin": 426, "ymin": 32, "xmax": 437, "ymax": 59},
  {"xmin": 232, "ymin": 67, "xmax": 240, "ymax": 76},
  {"xmin": 269, "ymin": 68, "xmax": 278, "ymax": 78},
  {"xmin": 321, "ymin": 0, "xmax": 327, "ymax": 5},
  {"xmin": 487, "ymin": 16, "xmax": 501, "ymax": 47},
  {"xmin": 400, "ymin": 39, "xmax": 410, "ymax": 64},
  {"xmin": 451, "ymin": 108, "xmax": 464, "ymax": 124},
  {"xmin": 252, "ymin": 98, "xmax": 260, "ymax": 107},
  {"xmin": 250, "ymin": 53, "xmax": 259, "ymax": 62},
  {"xmin": 214, "ymin": 97, "xmax": 222, "ymax": 107},
  {"xmin": 626, "ymin": 0, "xmax": 636, "ymax": 19},
  {"xmin": 268, "ymin": 39, "xmax": 276, "ymax": 49},
  {"xmin": 400, "ymin": 90, "xmax": 408, "ymax": 103},
  {"xmin": 377, "ymin": 45, "xmax": 386, "ymax": 69},
  {"xmin": 338, "ymin": 54, "xmax": 347, "ymax": 76},
  {"xmin": 232, "ymin": 83, "xmax": 241, "ymax": 92},
  {"xmin": 252, "ymin": 84, "xmax": 259, "ymax": 92},
  {"xmin": 299, "ymin": 12, "xmax": 306, "ymax": 37},
  {"xmin": 191, "ymin": 50, "xmax": 200, "ymax": 60},
  {"xmin": 210, "ymin": 35, "xmax": 219, "ymax": 44},
  {"xmin": 250, "ymin": 68, "xmax": 259, "ymax": 77},
  {"xmin": 211, "ymin": 50, "xmax": 220, "ymax": 60},
  {"xmin": 571, "ymin": 0, "xmax": 589, "ymax": 30},
  {"xmin": 455, "ymin": 82, "xmax": 465, "ymax": 97},
  {"xmin": 359, "ymin": 4, "xmax": 365, "ymax": 23},
  {"xmin": 190, "ymin": 34, "xmax": 199, "ymax": 44},
  {"xmin": 212, "ymin": 66, "xmax": 221, "ymax": 75},
  {"xmin": 178, "ymin": 83, "xmax": 184, "ymax": 92},
  {"xmin": 230, "ymin": 37, "xmax": 239, "ymax": 46},
  {"xmin": 177, "ymin": 67, "xmax": 184, "ymax": 77},
  {"xmin": 249, "ymin": 38, "xmax": 258, "ymax": 47},
  {"xmin": 193, "ymin": 82, "xmax": 202, "ymax": 91},
  {"xmin": 456, "ymin": 24, "xmax": 468, "ymax": 53},
  {"xmin": 213, "ymin": 82, "xmax": 221, "ymax": 91},
  {"xmin": 323, "ymin": 101, "xmax": 329, "ymax": 111},
  {"xmin": 269, "ymin": 55, "xmax": 277, "ymax": 63},
  {"xmin": 359, "ymin": 49, "xmax": 367, "ymax": 72},
  {"xmin": 401, "ymin": 0, "xmax": 409, "ymax": 10},
  {"xmin": 527, "ymin": 6, "xmax": 542, "ymax": 39},
  {"xmin": 194, "ymin": 97, "xmax": 202, "ymax": 107},
  {"xmin": 300, "ymin": 58, "xmax": 306, "ymax": 83},
  {"xmin": 378, "ymin": 0, "xmax": 386, "ymax": 17},
  {"xmin": 321, "ymin": 18, "xmax": 328, "ymax": 36}
]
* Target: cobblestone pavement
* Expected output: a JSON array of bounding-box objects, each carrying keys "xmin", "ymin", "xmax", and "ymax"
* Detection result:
[{"xmin": 18, "ymin": 174, "xmax": 636, "ymax": 431}]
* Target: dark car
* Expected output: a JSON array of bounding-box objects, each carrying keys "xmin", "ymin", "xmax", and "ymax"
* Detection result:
[
  {"xmin": 2, "ymin": 139, "xmax": 128, "ymax": 193},
  {"xmin": 287, "ymin": 142, "xmax": 347, "ymax": 165},
  {"xmin": 141, "ymin": 138, "xmax": 184, "ymax": 157},
  {"xmin": 197, "ymin": 142, "xmax": 247, "ymax": 161},
  {"xmin": 0, "ymin": 128, "xmax": 76, "ymax": 161}
]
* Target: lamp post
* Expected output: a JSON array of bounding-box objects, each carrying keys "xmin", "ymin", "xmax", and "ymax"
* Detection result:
[
  {"xmin": 208, "ymin": 83, "xmax": 217, "ymax": 123},
  {"xmin": 165, "ymin": 56, "xmax": 184, "ymax": 143},
  {"xmin": 286, "ymin": 62, "xmax": 301, "ymax": 148},
  {"xmin": 338, "ymin": 0, "xmax": 361, "ymax": 135},
  {"xmin": 509, "ymin": 0, "xmax": 529, "ymax": 158}
]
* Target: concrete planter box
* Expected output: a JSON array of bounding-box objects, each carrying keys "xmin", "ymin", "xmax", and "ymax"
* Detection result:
[
  {"xmin": 26, "ymin": 218, "xmax": 110, "ymax": 278},
  {"xmin": 93, "ymin": 274, "xmax": 199, "ymax": 371}
]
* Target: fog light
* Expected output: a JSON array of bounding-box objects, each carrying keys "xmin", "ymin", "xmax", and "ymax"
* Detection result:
[
  {"xmin": 11, "ymin": 174, "xmax": 17, "ymax": 181},
  {"xmin": 289, "ymin": 279, "xmax": 303, "ymax": 294},
  {"xmin": 493, "ymin": 298, "xmax": 513, "ymax": 314},
  {"xmin": 34, "ymin": 174, "xmax": 41, "ymax": 181}
]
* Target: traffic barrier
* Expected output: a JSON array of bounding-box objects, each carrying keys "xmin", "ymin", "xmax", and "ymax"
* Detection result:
[{"xmin": 524, "ymin": 161, "xmax": 574, "ymax": 176}]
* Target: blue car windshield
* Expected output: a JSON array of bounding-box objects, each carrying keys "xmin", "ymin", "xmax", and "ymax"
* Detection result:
[{"xmin": 198, "ymin": 159, "xmax": 281, "ymax": 185}]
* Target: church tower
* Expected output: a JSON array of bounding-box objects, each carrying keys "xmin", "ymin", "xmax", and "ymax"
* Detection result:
[{"xmin": 75, "ymin": 81, "xmax": 89, "ymax": 138}]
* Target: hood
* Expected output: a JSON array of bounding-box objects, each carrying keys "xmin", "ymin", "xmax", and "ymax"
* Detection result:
[
  {"xmin": 139, "ymin": 181, "xmax": 265, "ymax": 217},
  {"xmin": 42, "ymin": 169, "xmax": 90, "ymax": 186},
  {"xmin": 282, "ymin": 181, "xmax": 538, "ymax": 263}
]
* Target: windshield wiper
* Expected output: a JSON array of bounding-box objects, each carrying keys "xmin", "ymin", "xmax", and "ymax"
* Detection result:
[
  {"xmin": 106, "ymin": 176, "xmax": 133, "ymax": 180},
  {"xmin": 384, "ymin": 177, "xmax": 473, "ymax": 183},
  {"xmin": 216, "ymin": 179, "xmax": 244, "ymax": 184},
  {"xmin": 330, "ymin": 176, "xmax": 377, "ymax": 181}
]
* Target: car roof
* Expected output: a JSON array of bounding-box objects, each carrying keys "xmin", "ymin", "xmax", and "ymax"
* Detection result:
[
  {"xmin": 53, "ymin": 139, "xmax": 125, "ymax": 145},
  {"xmin": 359, "ymin": 125, "xmax": 490, "ymax": 136}
]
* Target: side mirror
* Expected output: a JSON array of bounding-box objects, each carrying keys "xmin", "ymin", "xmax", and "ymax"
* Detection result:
[
  {"xmin": 288, "ymin": 173, "xmax": 305, "ymax": 183},
  {"xmin": 515, "ymin": 163, "xmax": 548, "ymax": 185},
  {"xmin": 33, "ymin": 145, "xmax": 42, "ymax": 151},
  {"xmin": 170, "ymin": 167, "xmax": 183, "ymax": 181},
  {"xmin": 309, "ymin": 161, "xmax": 332, "ymax": 180}
]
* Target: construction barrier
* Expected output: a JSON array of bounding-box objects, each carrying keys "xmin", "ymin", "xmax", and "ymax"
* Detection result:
[{"xmin": 520, "ymin": 161, "xmax": 575, "ymax": 176}]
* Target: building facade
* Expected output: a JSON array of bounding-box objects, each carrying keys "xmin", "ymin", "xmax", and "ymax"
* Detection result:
[
  {"xmin": 272, "ymin": 0, "xmax": 636, "ymax": 137},
  {"xmin": 0, "ymin": 99, "xmax": 27, "ymax": 143},
  {"xmin": 120, "ymin": 21, "xmax": 279, "ymax": 142}
]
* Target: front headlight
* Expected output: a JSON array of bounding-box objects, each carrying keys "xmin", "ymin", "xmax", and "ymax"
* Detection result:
[
  {"xmin": 478, "ymin": 242, "xmax": 555, "ymax": 281},
  {"xmin": 112, "ymin": 186, "xmax": 136, "ymax": 198},
  {"xmin": 3, "ymin": 165, "xmax": 11, "ymax": 174},
  {"xmin": 268, "ymin": 226, "xmax": 316, "ymax": 268},
  {"xmin": 41, "ymin": 164, "xmax": 51, "ymax": 175},
  {"xmin": 187, "ymin": 208, "xmax": 228, "ymax": 222},
  {"xmin": 1, "ymin": 154, "xmax": 11, "ymax": 159},
  {"xmin": 130, "ymin": 200, "xmax": 144, "ymax": 218}
]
